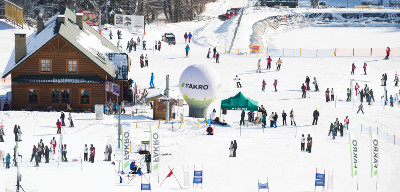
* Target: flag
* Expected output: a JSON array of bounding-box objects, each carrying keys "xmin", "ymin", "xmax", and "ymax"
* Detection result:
[
  {"xmin": 258, "ymin": 182, "xmax": 269, "ymax": 189},
  {"xmin": 349, "ymin": 132, "xmax": 358, "ymax": 177},
  {"xmin": 167, "ymin": 170, "xmax": 173, "ymax": 177},
  {"xmin": 371, "ymin": 129, "xmax": 379, "ymax": 177}
]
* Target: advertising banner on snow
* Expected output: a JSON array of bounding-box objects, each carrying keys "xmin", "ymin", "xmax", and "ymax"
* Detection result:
[
  {"xmin": 349, "ymin": 132, "xmax": 358, "ymax": 178},
  {"xmin": 152, "ymin": 131, "xmax": 159, "ymax": 171},
  {"xmin": 75, "ymin": 10, "xmax": 100, "ymax": 26},
  {"xmin": 371, "ymin": 130, "xmax": 379, "ymax": 177},
  {"xmin": 114, "ymin": 14, "xmax": 144, "ymax": 34},
  {"xmin": 122, "ymin": 125, "xmax": 130, "ymax": 170}
]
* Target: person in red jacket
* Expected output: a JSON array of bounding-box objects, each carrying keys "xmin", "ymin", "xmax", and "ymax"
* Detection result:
[
  {"xmin": 262, "ymin": 79, "xmax": 266, "ymax": 91},
  {"xmin": 306, "ymin": 134, "xmax": 312, "ymax": 153},
  {"xmin": 273, "ymin": 79, "xmax": 277, "ymax": 92},
  {"xmin": 215, "ymin": 52, "xmax": 220, "ymax": 63},
  {"xmin": 90, "ymin": 144, "xmax": 95, "ymax": 163},
  {"xmin": 363, "ymin": 62, "xmax": 367, "ymax": 75},
  {"xmin": 206, "ymin": 125, "xmax": 213, "ymax": 135},
  {"xmin": 266, "ymin": 56, "xmax": 272, "ymax": 70},
  {"xmin": 385, "ymin": 47, "xmax": 390, "ymax": 59},
  {"xmin": 184, "ymin": 32, "xmax": 188, "ymax": 43},
  {"xmin": 355, "ymin": 82, "xmax": 359, "ymax": 96},
  {"xmin": 56, "ymin": 119, "xmax": 62, "ymax": 134},
  {"xmin": 301, "ymin": 83, "xmax": 307, "ymax": 98},
  {"xmin": 351, "ymin": 63, "xmax": 356, "ymax": 75}
]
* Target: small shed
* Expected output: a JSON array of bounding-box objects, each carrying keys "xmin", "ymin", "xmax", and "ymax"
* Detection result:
[{"xmin": 146, "ymin": 88, "xmax": 181, "ymax": 120}]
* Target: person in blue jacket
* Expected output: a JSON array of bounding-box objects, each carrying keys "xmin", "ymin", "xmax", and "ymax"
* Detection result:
[
  {"xmin": 6, "ymin": 153, "xmax": 11, "ymax": 169},
  {"xmin": 262, "ymin": 113, "xmax": 266, "ymax": 128},
  {"xmin": 185, "ymin": 45, "xmax": 190, "ymax": 57},
  {"xmin": 150, "ymin": 73, "xmax": 155, "ymax": 88},
  {"xmin": 390, "ymin": 95, "xmax": 394, "ymax": 107}
]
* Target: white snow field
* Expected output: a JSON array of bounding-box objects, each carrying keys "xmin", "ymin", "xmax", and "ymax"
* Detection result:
[{"xmin": 1, "ymin": 1, "xmax": 400, "ymax": 192}]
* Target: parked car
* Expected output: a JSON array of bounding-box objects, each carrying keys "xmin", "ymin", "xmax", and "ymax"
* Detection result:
[{"xmin": 162, "ymin": 33, "xmax": 176, "ymax": 45}]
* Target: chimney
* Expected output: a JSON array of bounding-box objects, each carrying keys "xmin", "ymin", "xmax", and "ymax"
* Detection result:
[
  {"xmin": 57, "ymin": 15, "xmax": 65, "ymax": 24},
  {"xmin": 37, "ymin": 16, "xmax": 44, "ymax": 34},
  {"xmin": 76, "ymin": 13, "xmax": 84, "ymax": 29},
  {"xmin": 14, "ymin": 32, "xmax": 27, "ymax": 63}
]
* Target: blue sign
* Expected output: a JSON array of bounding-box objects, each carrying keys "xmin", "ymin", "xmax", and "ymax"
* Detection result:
[
  {"xmin": 316, "ymin": 173, "xmax": 325, "ymax": 180},
  {"xmin": 193, "ymin": 177, "xmax": 203, "ymax": 184},
  {"xmin": 194, "ymin": 171, "xmax": 203, "ymax": 177},
  {"xmin": 315, "ymin": 179, "xmax": 325, "ymax": 187},
  {"xmin": 141, "ymin": 183, "xmax": 151, "ymax": 190},
  {"xmin": 258, "ymin": 182, "xmax": 269, "ymax": 189}
]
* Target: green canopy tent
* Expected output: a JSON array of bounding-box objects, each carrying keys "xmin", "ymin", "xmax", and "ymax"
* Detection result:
[{"xmin": 220, "ymin": 92, "xmax": 258, "ymax": 111}]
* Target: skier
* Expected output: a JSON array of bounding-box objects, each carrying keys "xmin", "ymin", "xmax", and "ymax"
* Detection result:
[
  {"xmin": 312, "ymin": 109, "xmax": 319, "ymax": 125},
  {"xmin": 145, "ymin": 152, "xmax": 151, "ymax": 173},
  {"xmin": 385, "ymin": 47, "xmax": 390, "ymax": 59},
  {"xmin": 331, "ymin": 88, "xmax": 335, "ymax": 101},
  {"xmin": 90, "ymin": 144, "xmax": 95, "ymax": 163},
  {"xmin": 290, "ymin": 109, "xmax": 296, "ymax": 126},
  {"xmin": 269, "ymin": 112, "xmax": 274, "ymax": 127},
  {"xmin": 262, "ymin": 79, "xmax": 266, "ymax": 91},
  {"xmin": 339, "ymin": 123, "xmax": 344, "ymax": 137},
  {"xmin": 344, "ymin": 116, "xmax": 349, "ymax": 132},
  {"xmin": 394, "ymin": 73, "xmax": 399, "ymax": 86},
  {"xmin": 357, "ymin": 103, "xmax": 364, "ymax": 114},
  {"xmin": 233, "ymin": 140, "xmax": 237, "ymax": 157},
  {"xmin": 83, "ymin": 144, "xmax": 88, "ymax": 161},
  {"xmin": 143, "ymin": 40, "xmax": 146, "ymax": 50},
  {"xmin": 5, "ymin": 153, "xmax": 10, "ymax": 169},
  {"xmin": 184, "ymin": 32, "xmax": 188, "ymax": 43},
  {"xmin": 346, "ymin": 88, "xmax": 351, "ymax": 101},
  {"xmin": 282, "ymin": 110, "xmax": 287, "ymax": 125},
  {"xmin": 384, "ymin": 73, "xmax": 387, "ymax": 86},
  {"xmin": 109, "ymin": 30, "xmax": 112, "ymax": 40},
  {"xmin": 229, "ymin": 141, "xmax": 234, "ymax": 157},
  {"xmin": 355, "ymin": 82, "xmax": 359, "ymax": 96},
  {"xmin": 68, "ymin": 112, "xmax": 74, "ymax": 127},
  {"xmin": 325, "ymin": 88, "xmax": 330, "ymax": 102},
  {"xmin": 17, "ymin": 125, "xmax": 22, "ymax": 141},
  {"xmin": 306, "ymin": 134, "xmax": 312, "ymax": 153},
  {"xmin": 213, "ymin": 47, "xmax": 217, "ymax": 58},
  {"xmin": 266, "ymin": 56, "xmax": 272, "ymax": 70},
  {"xmin": 207, "ymin": 48, "xmax": 211, "ymax": 58},
  {"xmin": 44, "ymin": 146, "xmax": 49, "ymax": 163},
  {"xmin": 305, "ymin": 76, "xmax": 311, "ymax": 90},
  {"xmin": 133, "ymin": 41, "xmax": 137, "ymax": 51},
  {"xmin": 30, "ymin": 145, "xmax": 37, "ymax": 162},
  {"xmin": 104, "ymin": 145, "xmax": 109, "ymax": 161},
  {"xmin": 60, "ymin": 112, "xmax": 65, "ymax": 126},
  {"xmin": 351, "ymin": 63, "xmax": 356, "ymax": 75},
  {"xmin": 185, "ymin": 44, "xmax": 190, "ymax": 57},
  {"xmin": 150, "ymin": 73, "xmax": 155, "ymax": 88},
  {"xmin": 145, "ymin": 54, "xmax": 148, "ymax": 67},
  {"xmin": 360, "ymin": 89, "xmax": 364, "ymax": 102},
  {"xmin": 56, "ymin": 119, "xmax": 62, "ymax": 134},
  {"xmin": 390, "ymin": 95, "xmax": 394, "ymax": 107},
  {"xmin": 301, "ymin": 134, "xmax": 305, "ymax": 152},
  {"xmin": 301, "ymin": 83, "xmax": 307, "ymax": 98},
  {"xmin": 158, "ymin": 41, "xmax": 161, "ymax": 51},
  {"xmin": 216, "ymin": 52, "xmax": 220, "ymax": 63},
  {"xmin": 381, "ymin": 74, "xmax": 385, "ymax": 86},
  {"xmin": 240, "ymin": 110, "xmax": 245, "ymax": 126},
  {"xmin": 262, "ymin": 112, "xmax": 266, "ymax": 128},
  {"xmin": 273, "ymin": 79, "xmax": 277, "ymax": 92},
  {"xmin": 140, "ymin": 54, "xmax": 144, "ymax": 68},
  {"xmin": 313, "ymin": 77, "xmax": 319, "ymax": 92},
  {"xmin": 154, "ymin": 41, "xmax": 158, "ymax": 50},
  {"xmin": 34, "ymin": 150, "xmax": 40, "ymax": 167},
  {"xmin": 256, "ymin": 59, "xmax": 262, "ymax": 73},
  {"xmin": 62, "ymin": 144, "xmax": 67, "ymax": 162},
  {"xmin": 206, "ymin": 125, "xmax": 214, "ymax": 135},
  {"xmin": 188, "ymin": 32, "xmax": 192, "ymax": 43},
  {"xmin": 13, "ymin": 125, "xmax": 18, "ymax": 141},
  {"xmin": 234, "ymin": 75, "xmax": 242, "ymax": 88},
  {"xmin": 137, "ymin": 37, "xmax": 141, "ymax": 46},
  {"xmin": 363, "ymin": 62, "xmax": 367, "ymax": 75},
  {"xmin": 0, "ymin": 125, "xmax": 4, "ymax": 142},
  {"xmin": 273, "ymin": 112, "xmax": 278, "ymax": 128},
  {"xmin": 276, "ymin": 58, "xmax": 282, "ymax": 71}
]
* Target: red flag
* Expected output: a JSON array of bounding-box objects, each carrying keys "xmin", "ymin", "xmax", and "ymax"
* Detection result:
[{"xmin": 167, "ymin": 170, "xmax": 173, "ymax": 177}]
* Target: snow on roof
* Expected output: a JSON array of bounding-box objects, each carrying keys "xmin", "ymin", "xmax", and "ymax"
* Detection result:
[
  {"xmin": 106, "ymin": 53, "xmax": 129, "ymax": 80},
  {"xmin": 2, "ymin": 13, "xmax": 58, "ymax": 78},
  {"xmin": 77, "ymin": 29, "xmax": 114, "ymax": 63},
  {"xmin": 146, "ymin": 88, "xmax": 181, "ymax": 100}
]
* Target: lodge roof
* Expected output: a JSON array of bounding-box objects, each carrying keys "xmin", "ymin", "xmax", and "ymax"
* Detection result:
[{"xmin": 2, "ymin": 7, "xmax": 120, "ymax": 79}]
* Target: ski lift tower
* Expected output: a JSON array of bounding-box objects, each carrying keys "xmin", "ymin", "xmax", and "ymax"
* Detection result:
[{"xmin": 159, "ymin": 75, "xmax": 171, "ymax": 122}]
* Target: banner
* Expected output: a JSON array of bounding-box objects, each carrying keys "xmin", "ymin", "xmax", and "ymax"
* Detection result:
[
  {"xmin": 122, "ymin": 125, "xmax": 130, "ymax": 170},
  {"xmin": 193, "ymin": 170, "xmax": 203, "ymax": 184},
  {"xmin": 371, "ymin": 130, "xmax": 379, "ymax": 177},
  {"xmin": 349, "ymin": 132, "xmax": 358, "ymax": 178},
  {"xmin": 76, "ymin": 10, "xmax": 100, "ymax": 26},
  {"xmin": 114, "ymin": 14, "xmax": 144, "ymax": 34},
  {"xmin": 315, "ymin": 172, "xmax": 325, "ymax": 187},
  {"xmin": 5, "ymin": 0, "xmax": 23, "ymax": 27},
  {"xmin": 105, "ymin": 81, "xmax": 120, "ymax": 96},
  {"xmin": 152, "ymin": 132, "xmax": 159, "ymax": 171}
]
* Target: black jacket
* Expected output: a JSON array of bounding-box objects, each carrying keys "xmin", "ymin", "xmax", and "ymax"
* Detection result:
[
  {"xmin": 240, "ymin": 111, "xmax": 245, "ymax": 119},
  {"xmin": 145, "ymin": 154, "xmax": 151, "ymax": 162},
  {"xmin": 313, "ymin": 110, "xmax": 319, "ymax": 118},
  {"xmin": 282, "ymin": 113, "xmax": 287, "ymax": 119}
]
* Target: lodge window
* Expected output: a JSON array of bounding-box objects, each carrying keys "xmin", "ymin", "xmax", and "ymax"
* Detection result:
[
  {"xmin": 80, "ymin": 89, "xmax": 90, "ymax": 104},
  {"xmin": 67, "ymin": 60, "xmax": 78, "ymax": 73},
  {"xmin": 28, "ymin": 89, "xmax": 38, "ymax": 104},
  {"xmin": 40, "ymin": 59, "xmax": 51, "ymax": 72},
  {"xmin": 51, "ymin": 89, "xmax": 60, "ymax": 103},
  {"xmin": 61, "ymin": 89, "xmax": 70, "ymax": 103}
]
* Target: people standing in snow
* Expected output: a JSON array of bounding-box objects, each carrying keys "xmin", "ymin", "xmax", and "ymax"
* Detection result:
[
  {"xmin": 145, "ymin": 54, "xmax": 149, "ymax": 67},
  {"xmin": 6, "ymin": 153, "xmax": 11, "ymax": 169},
  {"xmin": 351, "ymin": 63, "xmax": 356, "ymax": 75},
  {"xmin": 276, "ymin": 58, "xmax": 282, "ymax": 71},
  {"xmin": 44, "ymin": 146, "xmax": 49, "ymax": 163},
  {"xmin": 357, "ymin": 103, "xmax": 364, "ymax": 114},
  {"xmin": 273, "ymin": 79, "xmax": 277, "ymax": 92},
  {"xmin": 207, "ymin": 48, "xmax": 211, "ymax": 58},
  {"xmin": 14, "ymin": 125, "xmax": 18, "ymax": 141},
  {"xmin": 325, "ymin": 88, "xmax": 330, "ymax": 102},
  {"xmin": 145, "ymin": 152, "xmax": 151, "ymax": 173},
  {"xmin": 140, "ymin": 54, "xmax": 144, "ymax": 68},
  {"xmin": 143, "ymin": 40, "xmax": 147, "ymax": 50},
  {"xmin": 56, "ymin": 119, "xmax": 62, "ymax": 134},
  {"xmin": 67, "ymin": 112, "xmax": 74, "ymax": 127},
  {"xmin": 30, "ymin": 145, "xmax": 37, "ymax": 162},
  {"xmin": 158, "ymin": 41, "xmax": 161, "ymax": 51},
  {"xmin": 347, "ymin": 88, "xmax": 351, "ymax": 101},
  {"xmin": 83, "ymin": 144, "xmax": 88, "ymax": 161},
  {"xmin": 306, "ymin": 134, "xmax": 312, "ymax": 153},
  {"xmin": 344, "ymin": 116, "xmax": 349, "ymax": 132},
  {"xmin": 305, "ymin": 76, "xmax": 311, "ymax": 90},
  {"xmin": 17, "ymin": 126, "xmax": 22, "ymax": 141},
  {"xmin": 213, "ymin": 47, "xmax": 217, "ymax": 58},
  {"xmin": 229, "ymin": 141, "xmax": 234, "ymax": 157},
  {"xmin": 273, "ymin": 112, "xmax": 278, "ymax": 128},
  {"xmin": 331, "ymin": 88, "xmax": 335, "ymax": 101},
  {"xmin": 0, "ymin": 125, "xmax": 4, "ymax": 142},
  {"xmin": 301, "ymin": 134, "xmax": 305, "ymax": 152},
  {"xmin": 240, "ymin": 110, "xmax": 245, "ymax": 126},
  {"xmin": 269, "ymin": 112, "xmax": 274, "ymax": 127},
  {"xmin": 104, "ymin": 145, "xmax": 109, "ymax": 161},
  {"xmin": 262, "ymin": 79, "xmax": 266, "ymax": 91},
  {"xmin": 90, "ymin": 144, "xmax": 95, "ymax": 163},
  {"xmin": 109, "ymin": 30, "xmax": 113, "ymax": 40},
  {"xmin": 290, "ymin": 109, "xmax": 296, "ymax": 126},
  {"xmin": 150, "ymin": 73, "xmax": 155, "ymax": 88},
  {"xmin": 339, "ymin": 123, "xmax": 344, "ymax": 137},
  {"xmin": 390, "ymin": 95, "xmax": 394, "ymax": 107},
  {"xmin": 394, "ymin": 73, "xmax": 399, "ymax": 86},
  {"xmin": 363, "ymin": 62, "xmax": 367, "ymax": 75},
  {"xmin": 313, "ymin": 77, "xmax": 319, "ymax": 92},
  {"xmin": 216, "ymin": 52, "xmax": 220, "ymax": 63},
  {"xmin": 312, "ymin": 109, "xmax": 319, "ymax": 125},
  {"xmin": 188, "ymin": 32, "xmax": 193, "ymax": 43},
  {"xmin": 385, "ymin": 47, "xmax": 390, "ymax": 59},
  {"xmin": 60, "ymin": 112, "xmax": 65, "ymax": 126},
  {"xmin": 301, "ymin": 83, "xmax": 307, "ymax": 98},
  {"xmin": 185, "ymin": 44, "xmax": 190, "ymax": 57},
  {"xmin": 154, "ymin": 41, "xmax": 158, "ymax": 50},
  {"xmin": 184, "ymin": 32, "xmax": 188, "ymax": 43},
  {"xmin": 137, "ymin": 37, "xmax": 141, "ymax": 46},
  {"xmin": 34, "ymin": 150, "xmax": 40, "ymax": 167},
  {"xmin": 256, "ymin": 59, "xmax": 262, "ymax": 73},
  {"xmin": 355, "ymin": 82, "xmax": 359, "ymax": 96},
  {"xmin": 233, "ymin": 140, "xmax": 237, "ymax": 157},
  {"xmin": 266, "ymin": 56, "xmax": 272, "ymax": 70},
  {"xmin": 282, "ymin": 110, "xmax": 287, "ymax": 125},
  {"xmin": 234, "ymin": 75, "xmax": 242, "ymax": 88},
  {"xmin": 62, "ymin": 144, "xmax": 67, "ymax": 162},
  {"xmin": 262, "ymin": 112, "xmax": 266, "ymax": 128}
]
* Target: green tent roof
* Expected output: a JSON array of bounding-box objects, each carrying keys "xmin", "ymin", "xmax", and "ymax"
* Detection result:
[{"xmin": 220, "ymin": 92, "xmax": 258, "ymax": 111}]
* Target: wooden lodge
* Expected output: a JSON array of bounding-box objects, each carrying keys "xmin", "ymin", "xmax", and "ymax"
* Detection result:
[{"xmin": 2, "ymin": 8, "xmax": 131, "ymax": 111}]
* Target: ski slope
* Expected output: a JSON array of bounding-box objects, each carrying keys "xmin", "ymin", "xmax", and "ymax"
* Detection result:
[{"xmin": 1, "ymin": 1, "xmax": 400, "ymax": 191}]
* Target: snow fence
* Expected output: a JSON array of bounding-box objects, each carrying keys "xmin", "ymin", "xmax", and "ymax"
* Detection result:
[{"xmin": 354, "ymin": 124, "xmax": 400, "ymax": 148}]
